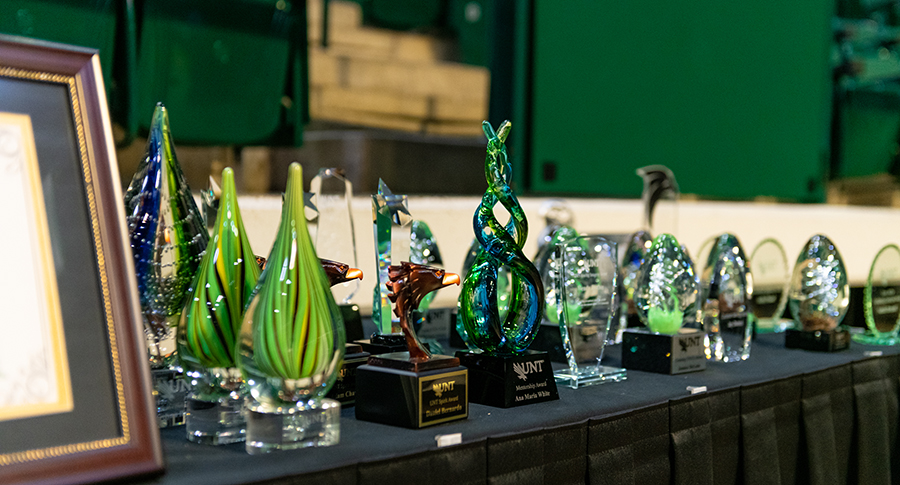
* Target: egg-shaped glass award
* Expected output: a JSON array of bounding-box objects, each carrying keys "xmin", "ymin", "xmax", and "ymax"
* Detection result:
[
  {"xmin": 634, "ymin": 234, "xmax": 699, "ymax": 334},
  {"xmin": 700, "ymin": 234, "xmax": 752, "ymax": 362}
]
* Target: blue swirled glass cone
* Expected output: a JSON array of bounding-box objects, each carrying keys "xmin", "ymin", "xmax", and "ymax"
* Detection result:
[
  {"xmin": 634, "ymin": 234, "xmax": 699, "ymax": 335},
  {"xmin": 789, "ymin": 235, "xmax": 849, "ymax": 331},
  {"xmin": 700, "ymin": 234, "xmax": 752, "ymax": 362},
  {"xmin": 459, "ymin": 121, "xmax": 544, "ymax": 355}
]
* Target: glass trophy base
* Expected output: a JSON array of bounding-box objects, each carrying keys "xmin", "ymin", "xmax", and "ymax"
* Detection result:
[
  {"xmin": 554, "ymin": 365, "xmax": 626, "ymax": 389},
  {"xmin": 355, "ymin": 356, "xmax": 467, "ymax": 428},
  {"xmin": 621, "ymin": 328, "xmax": 707, "ymax": 375},
  {"xmin": 851, "ymin": 332, "xmax": 900, "ymax": 346},
  {"xmin": 755, "ymin": 318, "xmax": 794, "ymax": 334},
  {"xmin": 152, "ymin": 367, "xmax": 188, "ymax": 428},
  {"xmin": 456, "ymin": 350, "xmax": 560, "ymax": 408},
  {"xmin": 245, "ymin": 398, "xmax": 341, "ymax": 454},
  {"xmin": 326, "ymin": 343, "xmax": 370, "ymax": 406},
  {"xmin": 185, "ymin": 392, "xmax": 245, "ymax": 445},
  {"xmin": 785, "ymin": 327, "xmax": 851, "ymax": 352}
]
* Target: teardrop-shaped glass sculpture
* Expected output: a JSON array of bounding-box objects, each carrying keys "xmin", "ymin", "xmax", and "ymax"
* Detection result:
[
  {"xmin": 854, "ymin": 244, "xmax": 900, "ymax": 345},
  {"xmin": 788, "ymin": 235, "xmax": 850, "ymax": 331},
  {"xmin": 238, "ymin": 163, "xmax": 345, "ymax": 453},
  {"xmin": 177, "ymin": 168, "xmax": 259, "ymax": 444},
  {"xmin": 618, "ymin": 231, "xmax": 652, "ymax": 337},
  {"xmin": 701, "ymin": 234, "xmax": 752, "ymax": 362},
  {"xmin": 749, "ymin": 238, "xmax": 791, "ymax": 333},
  {"xmin": 634, "ymin": 234, "xmax": 699, "ymax": 335},
  {"xmin": 124, "ymin": 103, "xmax": 208, "ymax": 427}
]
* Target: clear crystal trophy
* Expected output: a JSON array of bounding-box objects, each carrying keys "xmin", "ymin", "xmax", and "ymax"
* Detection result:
[
  {"xmin": 786, "ymin": 235, "xmax": 851, "ymax": 351},
  {"xmin": 749, "ymin": 238, "xmax": 791, "ymax": 333},
  {"xmin": 310, "ymin": 168, "xmax": 360, "ymax": 306},
  {"xmin": 700, "ymin": 234, "xmax": 752, "ymax": 362},
  {"xmin": 854, "ymin": 243, "xmax": 900, "ymax": 346},
  {"xmin": 553, "ymin": 236, "xmax": 626, "ymax": 388},
  {"xmin": 618, "ymin": 230, "xmax": 651, "ymax": 336},
  {"xmin": 369, "ymin": 180, "xmax": 412, "ymax": 352},
  {"xmin": 637, "ymin": 165, "xmax": 679, "ymax": 237}
]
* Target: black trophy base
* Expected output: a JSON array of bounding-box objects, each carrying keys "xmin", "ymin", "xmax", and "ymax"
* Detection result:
[
  {"xmin": 355, "ymin": 355, "xmax": 467, "ymax": 429},
  {"xmin": 785, "ymin": 327, "xmax": 851, "ymax": 352},
  {"xmin": 529, "ymin": 324, "xmax": 567, "ymax": 363},
  {"xmin": 354, "ymin": 333, "xmax": 408, "ymax": 355},
  {"xmin": 456, "ymin": 350, "xmax": 560, "ymax": 408},
  {"xmin": 326, "ymin": 343, "xmax": 370, "ymax": 406},
  {"xmin": 621, "ymin": 328, "xmax": 707, "ymax": 375},
  {"xmin": 339, "ymin": 304, "xmax": 364, "ymax": 342}
]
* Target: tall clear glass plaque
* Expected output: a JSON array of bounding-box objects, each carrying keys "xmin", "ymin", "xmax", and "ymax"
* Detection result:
[
  {"xmin": 311, "ymin": 168, "xmax": 360, "ymax": 305},
  {"xmin": 701, "ymin": 234, "xmax": 752, "ymax": 362},
  {"xmin": 554, "ymin": 236, "xmax": 626, "ymax": 388},
  {"xmin": 855, "ymin": 244, "xmax": 900, "ymax": 345},
  {"xmin": 372, "ymin": 180, "xmax": 412, "ymax": 334},
  {"xmin": 749, "ymin": 238, "xmax": 791, "ymax": 333}
]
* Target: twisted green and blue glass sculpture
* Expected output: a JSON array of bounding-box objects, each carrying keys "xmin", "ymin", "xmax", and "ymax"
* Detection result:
[
  {"xmin": 238, "ymin": 162, "xmax": 345, "ymax": 453},
  {"xmin": 177, "ymin": 167, "xmax": 260, "ymax": 444},
  {"xmin": 459, "ymin": 121, "xmax": 544, "ymax": 355},
  {"xmin": 124, "ymin": 103, "xmax": 208, "ymax": 426}
]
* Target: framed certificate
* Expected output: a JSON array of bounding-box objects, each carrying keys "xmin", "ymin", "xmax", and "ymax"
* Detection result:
[{"xmin": 0, "ymin": 35, "xmax": 163, "ymax": 484}]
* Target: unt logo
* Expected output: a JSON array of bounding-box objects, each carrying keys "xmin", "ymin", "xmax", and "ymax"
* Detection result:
[
  {"xmin": 678, "ymin": 336, "xmax": 702, "ymax": 353},
  {"xmin": 512, "ymin": 361, "xmax": 543, "ymax": 381},
  {"xmin": 432, "ymin": 381, "xmax": 455, "ymax": 398}
]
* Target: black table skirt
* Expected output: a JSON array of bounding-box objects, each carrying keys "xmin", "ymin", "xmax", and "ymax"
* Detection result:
[{"xmin": 139, "ymin": 333, "xmax": 900, "ymax": 485}]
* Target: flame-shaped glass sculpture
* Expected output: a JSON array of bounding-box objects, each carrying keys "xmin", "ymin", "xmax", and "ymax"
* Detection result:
[
  {"xmin": 372, "ymin": 180, "xmax": 412, "ymax": 335},
  {"xmin": 618, "ymin": 230, "xmax": 651, "ymax": 338},
  {"xmin": 459, "ymin": 121, "xmax": 544, "ymax": 354},
  {"xmin": 749, "ymin": 238, "xmax": 792, "ymax": 333},
  {"xmin": 634, "ymin": 234, "xmax": 699, "ymax": 335},
  {"xmin": 124, "ymin": 103, "xmax": 208, "ymax": 427},
  {"xmin": 310, "ymin": 168, "xmax": 360, "ymax": 305},
  {"xmin": 554, "ymin": 236, "xmax": 625, "ymax": 388},
  {"xmin": 700, "ymin": 234, "xmax": 752, "ymax": 362},
  {"xmin": 238, "ymin": 163, "xmax": 345, "ymax": 454},
  {"xmin": 788, "ymin": 235, "xmax": 850, "ymax": 332},
  {"xmin": 856, "ymin": 244, "xmax": 900, "ymax": 345},
  {"xmin": 177, "ymin": 168, "xmax": 259, "ymax": 444}
]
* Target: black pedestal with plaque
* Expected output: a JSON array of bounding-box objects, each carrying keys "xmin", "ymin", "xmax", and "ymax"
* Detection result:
[
  {"xmin": 339, "ymin": 304, "xmax": 364, "ymax": 342},
  {"xmin": 355, "ymin": 333, "xmax": 408, "ymax": 355},
  {"xmin": 621, "ymin": 328, "xmax": 707, "ymax": 375},
  {"xmin": 456, "ymin": 350, "xmax": 559, "ymax": 408},
  {"xmin": 785, "ymin": 327, "xmax": 851, "ymax": 352},
  {"xmin": 326, "ymin": 343, "xmax": 370, "ymax": 406},
  {"xmin": 355, "ymin": 353, "xmax": 467, "ymax": 429}
]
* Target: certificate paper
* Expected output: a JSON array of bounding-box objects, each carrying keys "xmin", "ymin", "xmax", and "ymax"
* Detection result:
[{"xmin": 0, "ymin": 112, "xmax": 73, "ymax": 422}]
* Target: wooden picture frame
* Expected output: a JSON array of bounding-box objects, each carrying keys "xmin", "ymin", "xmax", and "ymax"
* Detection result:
[{"xmin": 0, "ymin": 35, "xmax": 163, "ymax": 484}]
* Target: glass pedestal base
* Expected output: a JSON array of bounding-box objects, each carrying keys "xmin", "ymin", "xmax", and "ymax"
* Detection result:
[
  {"xmin": 851, "ymin": 332, "xmax": 900, "ymax": 346},
  {"xmin": 185, "ymin": 392, "xmax": 246, "ymax": 445},
  {"xmin": 245, "ymin": 398, "xmax": 341, "ymax": 454},
  {"xmin": 152, "ymin": 367, "xmax": 187, "ymax": 428},
  {"xmin": 755, "ymin": 318, "xmax": 794, "ymax": 334},
  {"xmin": 554, "ymin": 365, "xmax": 627, "ymax": 389}
]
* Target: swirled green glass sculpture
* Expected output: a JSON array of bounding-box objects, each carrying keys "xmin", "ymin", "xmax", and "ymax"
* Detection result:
[
  {"xmin": 238, "ymin": 162, "xmax": 345, "ymax": 453},
  {"xmin": 177, "ymin": 167, "xmax": 259, "ymax": 444},
  {"xmin": 459, "ymin": 121, "xmax": 544, "ymax": 355}
]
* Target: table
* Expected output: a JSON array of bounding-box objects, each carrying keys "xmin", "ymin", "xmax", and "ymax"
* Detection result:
[{"xmin": 139, "ymin": 333, "xmax": 900, "ymax": 485}]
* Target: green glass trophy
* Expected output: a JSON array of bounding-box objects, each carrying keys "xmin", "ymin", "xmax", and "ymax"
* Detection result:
[
  {"xmin": 178, "ymin": 168, "xmax": 259, "ymax": 444},
  {"xmin": 457, "ymin": 121, "xmax": 559, "ymax": 407},
  {"xmin": 356, "ymin": 263, "xmax": 467, "ymax": 428},
  {"xmin": 124, "ymin": 103, "xmax": 208, "ymax": 427},
  {"xmin": 238, "ymin": 163, "xmax": 345, "ymax": 453},
  {"xmin": 853, "ymin": 244, "xmax": 900, "ymax": 345},
  {"xmin": 749, "ymin": 238, "xmax": 792, "ymax": 333},
  {"xmin": 785, "ymin": 235, "xmax": 851, "ymax": 352},
  {"xmin": 622, "ymin": 234, "xmax": 705, "ymax": 374},
  {"xmin": 554, "ymin": 236, "xmax": 626, "ymax": 388},
  {"xmin": 700, "ymin": 234, "xmax": 752, "ymax": 362},
  {"xmin": 365, "ymin": 180, "xmax": 412, "ymax": 354}
]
